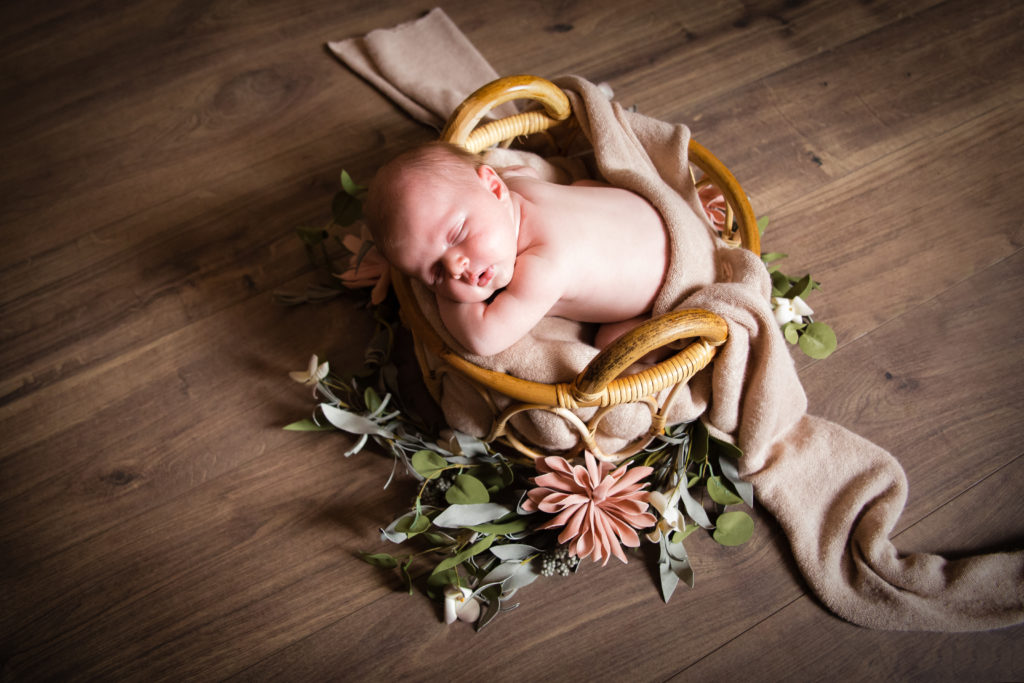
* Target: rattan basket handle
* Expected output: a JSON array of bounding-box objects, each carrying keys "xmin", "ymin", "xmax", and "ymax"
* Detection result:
[
  {"xmin": 441, "ymin": 75, "xmax": 572, "ymax": 152},
  {"xmin": 570, "ymin": 309, "xmax": 728, "ymax": 405}
]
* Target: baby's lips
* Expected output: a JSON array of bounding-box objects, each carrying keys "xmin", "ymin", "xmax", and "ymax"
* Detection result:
[{"xmin": 477, "ymin": 265, "xmax": 495, "ymax": 287}]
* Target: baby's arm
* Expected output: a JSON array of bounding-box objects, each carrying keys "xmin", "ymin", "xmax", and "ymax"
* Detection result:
[{"xmin": 437, "ymin": 253, "xmax": 564, "ymax": 356}]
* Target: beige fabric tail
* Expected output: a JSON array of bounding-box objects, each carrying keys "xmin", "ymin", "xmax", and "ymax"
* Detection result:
[{"xmin": 329, "ymin": 8, "xmax": 1024, "ymax": 632}]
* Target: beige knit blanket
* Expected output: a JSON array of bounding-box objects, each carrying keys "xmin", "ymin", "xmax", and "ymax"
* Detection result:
[{"xmin": 330, "ymin": 8, "xmax": 1023, "ymax": 631}]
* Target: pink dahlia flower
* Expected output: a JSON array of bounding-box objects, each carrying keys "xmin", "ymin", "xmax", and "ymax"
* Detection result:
[{"xmin": 522, "ymin": 452, "xmax": 656, "ymax": 565}]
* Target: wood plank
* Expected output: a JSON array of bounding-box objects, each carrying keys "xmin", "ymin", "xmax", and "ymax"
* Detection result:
[
  {"xmin": 2, "ymin": 0, "xmax": 1022, "ymax": 679},
  {"xmin": 675, "ymin": 455, "xmax": 1024, "ymax": 682}
]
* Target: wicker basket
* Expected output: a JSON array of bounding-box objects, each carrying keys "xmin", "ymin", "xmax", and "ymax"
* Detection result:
[{"xmin": 391, "ymin": 75, "xmax": 759, "ymax": 463}]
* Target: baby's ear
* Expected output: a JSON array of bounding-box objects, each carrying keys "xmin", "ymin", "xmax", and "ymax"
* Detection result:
[{"xmin": 476, "ymin": 165, "xmax": 506, "ymax": 200}]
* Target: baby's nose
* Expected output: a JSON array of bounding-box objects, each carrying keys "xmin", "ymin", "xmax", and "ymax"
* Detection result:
[{"xmin": 444, "ymin": 252, "xmax": 470, "ymax": 279}]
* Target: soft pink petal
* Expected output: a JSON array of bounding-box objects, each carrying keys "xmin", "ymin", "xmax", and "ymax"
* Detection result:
[
  {"xmin": 537, "ymin": 492, "xmax": 589, "ymax": 513},
  {"xmin": 534, "ymin": 472, "xmax": 585, "ymax": 494},
  {"xmin": 539, "ymin": 502, "xmax": 585, "ymax": 532}
]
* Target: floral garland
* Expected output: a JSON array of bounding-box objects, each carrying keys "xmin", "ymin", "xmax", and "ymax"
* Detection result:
[{"xmin": 280, "ymin": 170, "xmax": 835, "ymax": 629}]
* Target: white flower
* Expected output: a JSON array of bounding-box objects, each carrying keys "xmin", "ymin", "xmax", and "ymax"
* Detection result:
[
  {"xmin": 771, "ymin": 295, "xmax": 814, "ymax": 326},
  {"xmin": 646, "ymin": 489, "xmax": 685, "ymax": 543},
  {"xmin": 443, "ymin": 585, "xmax": 481, "ymax": 624},
  {"xmin": 290, "ymin": 355, "xmax": 329, "ymax": 386}
]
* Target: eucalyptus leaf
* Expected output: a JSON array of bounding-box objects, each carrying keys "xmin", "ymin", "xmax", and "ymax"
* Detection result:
[
  {"xmin": 395, "ymin": 513, "xmax": 431, "ymax": 537},
  {"xmin": 431, "ymin": 534, "xmax": 496, "ymax": 575},
  {"xmin": 425, "ymin": 567, "xmax": 457, "ymax": 600},
  {"xmin": 783, "ymin": 274, "xmax": 813, "ymax": 300},
  {"xmin": 410, "ymin": 450, "xmax": 448, "ymax": 480},
  {"xmin": 283, "ymin": 418, "xmax": 334, "ymax": 431},
  {"xmin": 450, "ymin": 430, "xmax": 490, "ymax": 458},
  {"xmin": 707, "ymin": 475, "xmax": 745, "ymax": 506},
  {"xmin": 468, "ymin": 518, "xmax": 529, "ymax": 535},
  {"xmin": 678, "ymin": 482, "xmax": 713, "ymax": 529},
  {"xmin": 770, "ymin": 269, "xmax": 791, "ymax": 297},
  {"xmin": 479, "ymin": 559, "xmax": 540, "ymax": 599},
  {"xmin": 669, "ymin": 523, "xmax": 700, "ymax": 543},
  {"xmin": 760, "ymin": 251, "xmax": 787, "ymax": 263},
  {"xmin": 782, "ymin": 321, "xmax": 802, "ymax": 345},
  {"xmin": 658, "ymin": 537, "xmax": 694, "ymax": 603},
  {"xmin": 400, "ymin": 556, "xmax": 414, "ymax": 595},
  {"xmin": 757, "ymin": 215, "xmax": 769, "ymax": 235},
  {"xmin": 475, "ymin": 584, "xmax": 503, "ymax": 631},
  {"xmin": 319, "ymin": 404, "xmax": 393, "ymax": 438},
  {"xmin": 713, "ymin": 510, "xmax": 755, "ymax": 546},
  {"xmin": 363, "ymin": 386, "xmax": 381, "ymax": 413},
  {"xmin": 717, "ymin": 456, "xmax": 754, "ymax": 508},
  {"xmin": 798, "ymin": 322, "xmax": 837, "ymax": 359},
  {"xmin": 490, "ymin": 544, "xmax": 539, "ymax": 562},
  {"xmin": 688, "ymin": 420, "xmax": 709, "ymax": 465},
  {"xmin": 433, "ymin": 503, "xmax": 513, "ymax": 528},
  {"xmin": 445, "ymin": 474, "xmax": 490, "ymax": 505},
  {"xmin": 358, "ymin": 552, "xmax": 398, "ymax": 568}
]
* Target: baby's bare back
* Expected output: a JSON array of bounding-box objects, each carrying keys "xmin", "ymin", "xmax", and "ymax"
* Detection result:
[{"xmin": 508, "ymin": 176, "xmax": 668, "ymax": 323}]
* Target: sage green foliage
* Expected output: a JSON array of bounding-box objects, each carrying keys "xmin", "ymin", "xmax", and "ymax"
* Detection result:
[
  {"xmin": 759, "ymin": 216, "xmax": 838, "ymax": 359},
  {"xmin": 643, "ymin": 420, "xmax": 756, "ymax": 602}
]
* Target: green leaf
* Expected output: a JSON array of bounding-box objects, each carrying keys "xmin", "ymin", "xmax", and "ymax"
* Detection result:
[
  {"xmin": 782, "ymin": 321, "xmax": 802, "ymax": 345},
  {"xmin": 798, "ymin": 321, "xmax": 838, "ymax": 359},
  {"xmin": 400, "ymin": 556, "xmax": 414, "ymax": 595},
  {"xmin": 331, "ymin": 190, "xmax": 362, "ymax": 227},
  {"xmin": 431, "ymin": 534, "xmax": 496, "ymax": 576},
  {"xmin": 713, "ymin": 511, "xmax": 755, "ymax": 546},
  {"xmin": 475, "ymin": 584, "xmax": 503, "ymax": 630},
  {"xmin": 717, "ymin": 455, "xmax": 754, "ymax": 508},
  {"xmin": 395, "ymin": 513, "xmax": 431, "ymax": 536},
  {"xmin": 678, "ymin": 481, "xmax": 713, "ymax": 529},
  {"xmin": 757, "ymin": 215, "xmax": 770, "ymax": 235},
  {"xmin": 473, "ymin": 463, "xmax": 511, "ymax": 494},
  {"xmin": 707, "ymin": 475, "xmax": 745, "ymax": 506},
  {"xmin": 468, "ymin": 518, "xmax": 529, "ymax": 535},
  {"xmin": 670, "ymin": 523, "xmax": 700, "ymax": 543},
  {"xmin": 658, "ymin": 537, "xmax": 694, "ymax": 603},
  {"xmin": 687, "ymin": 420, "xmax": 709, "ymax": 465},
  {"xmin": 359, "ymin": 552, "xmax": 398, "ymax": 568},
  {"xmin": 446, "ymin": 474, "xmax": 490, "ymax": 505},
  {"xmin": 760, "ymin": 251, "xmax": 787, "ymax": 263},
  {"xmin": 340, "ymin": 169, "xmax": 366, "ymax": 196},
  {"xmin": 783, "ymin": 274, "xmax": 813, "ymax": 300},
  {"xmin": 363, "ymin": 386, "xmax": 381, "ymax": 413},
  {"xmin": 411, "ymin": 450, "xmax": 448, "ymax": 480},
  {"xmin": 283, "ymin": 418, "xmax": 334, "ymax": 431},
  {"xmin": 770, "ymin": 269, "xmax": 792, "ymax": 297},
  {"xmin": 426, "ymin": 567, "xmax": 457, "ymax": 600}
]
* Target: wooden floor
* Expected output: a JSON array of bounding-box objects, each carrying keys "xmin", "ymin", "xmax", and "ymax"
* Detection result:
[{"xmin": 2, "ymin": 0, "xmax": 1022, "ymax": 679}]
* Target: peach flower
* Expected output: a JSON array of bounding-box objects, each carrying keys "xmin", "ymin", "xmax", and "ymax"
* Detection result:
[
  {"xmin": 522, "ymin": 452, "xmax": 656, "ymax": 565},
  {"xmin": 698, "ymin": 183, "xmax": 727, "ymax": 231},
  {"xmin": 335, "ymin": 224, "xmax": 391, "ymax": 305}
]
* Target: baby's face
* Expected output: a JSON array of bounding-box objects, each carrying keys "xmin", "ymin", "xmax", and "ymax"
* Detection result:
[{"xmin": 387, "ymin": 166, "xmax": 518, "ymax": 303}]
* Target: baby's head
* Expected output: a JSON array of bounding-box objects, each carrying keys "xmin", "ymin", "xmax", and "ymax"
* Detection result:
[{"xmin": 365, "ymin": 142, "xmax": 519, "ymax": 303}]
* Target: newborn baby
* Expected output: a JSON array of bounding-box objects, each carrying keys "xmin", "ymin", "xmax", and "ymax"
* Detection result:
[{"xmin": 364, "ymin": 142, "xmax": 668, "ymax": 356}]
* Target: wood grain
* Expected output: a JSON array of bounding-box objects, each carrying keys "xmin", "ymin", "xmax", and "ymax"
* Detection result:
[{"xmin": 1, "ymin": 0, "xmax": 1021, "ymax": 679}]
